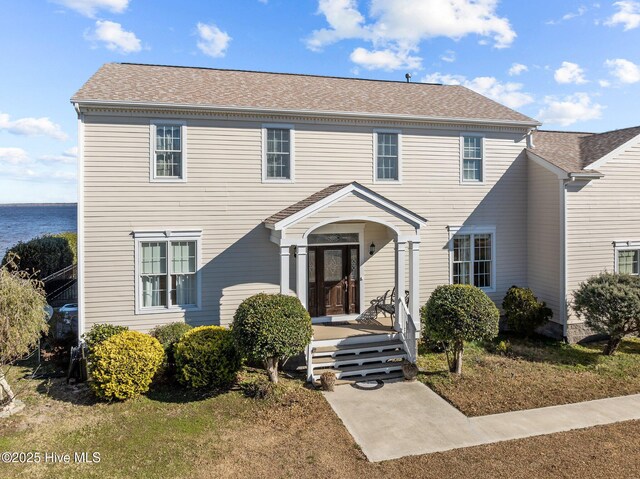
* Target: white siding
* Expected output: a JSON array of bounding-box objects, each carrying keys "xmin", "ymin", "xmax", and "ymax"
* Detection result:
[
  {"xmin": 82, "ymin": 112, "xmax": 529, "ymax": 331},
  {"xmin": 566, "ymin": 141, "xmax": 640, "ymax": 323},
  {"xmin": 527, "ymin": 160, "xmax": 562, "ymax": 323}
]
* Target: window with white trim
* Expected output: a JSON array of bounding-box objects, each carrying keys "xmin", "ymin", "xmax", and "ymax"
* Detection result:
[
  {"xmin": 265, "ymin": 127, "xmax": 292, "ymax": 180},
  {"xmin": 152, "ymin": 123, "xmax": 185, "ymax": 180},
  {"xmin": 451, "ymin": 231, "xmax": 494, "ymax": 289},
  {"xmin": 462, "ymin": 135, "xmax": 483, "ymax": 182},
  {"xmin": 376, "ymin": 132, "xmax": 399, "ymax": 181},
  {"xmin": 617, "ymin": 249, "xmax": 639, "ymax": 275},
  {"xmin": 137, "ymin": 232, "xmax": 200, "ymax": 311}
]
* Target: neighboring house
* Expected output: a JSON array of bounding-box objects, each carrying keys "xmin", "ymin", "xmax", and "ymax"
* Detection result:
[{"xmin": 72, "ymin": 63, "xmax": 640, "ymax": 381}]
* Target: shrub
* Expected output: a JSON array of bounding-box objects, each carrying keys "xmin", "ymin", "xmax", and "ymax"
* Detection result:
[
  {"xmin": 90, "ymin": 331, "xmax": 164, "ymax": 401},
  {"xmin": 0, "ymin": 255, "xmax": 48, "ymax": 410},
  {"xmin": 2, "ymin": 234, "xmax": 75, "ymax": 279},
  {"xmin": 84, "ymin": 323, "xmax": 128, "ymax": 354},
  {"xmin": 573, "ymin": 272, "xmax": 640, "ymax": 355},
  {"xmin": 150, "ymin": 322, "xmax": 193, "ymax": 373},
  {"xmin": 502, "ymin": 286, "xmax": 553, "ymax": 336},
  {"xmin": 174, "ymin": 326, "xmax": 241, "ymax": 389},
  {"xmin": 239, "ymin": 375, "xmax": 278, "ymax": 400},
  {"xmin": 232, "ymin": 293, "xmax": 313, "ymax": 383},
  {"xmin": 421, "ymin": 284, "xmax": 499, "ymax": 374}
]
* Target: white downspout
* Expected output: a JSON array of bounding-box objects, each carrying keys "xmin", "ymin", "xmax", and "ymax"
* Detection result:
[{"xmin": 559, "ymin": 179, "xmax": 568, "ymax": 341}]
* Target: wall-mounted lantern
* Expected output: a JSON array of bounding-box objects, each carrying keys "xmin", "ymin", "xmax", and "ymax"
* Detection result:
[{"xmin": 369, "ymin": 242, "xmax": 376, "ymax": 256}]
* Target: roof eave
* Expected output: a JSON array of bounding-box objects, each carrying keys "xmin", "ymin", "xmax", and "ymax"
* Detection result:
[{"xmin": 71, "ymin": 99, "xmax": 541, "ymax": 129}]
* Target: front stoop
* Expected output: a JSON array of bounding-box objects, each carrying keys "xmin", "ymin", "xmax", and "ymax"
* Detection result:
[{"xmin": 309, "ymin": 333, "xmax": 406, "ymax": 383}]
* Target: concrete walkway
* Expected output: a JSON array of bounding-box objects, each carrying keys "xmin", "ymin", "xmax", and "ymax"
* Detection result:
[{"xmin": 323, "ymin": 380, "xmax": 640, "ymax": 462}]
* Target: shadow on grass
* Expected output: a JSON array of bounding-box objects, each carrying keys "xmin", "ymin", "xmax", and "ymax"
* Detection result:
[{"xmin": 485, "ymin": 333, "xmax": 603, "ymax": 367}]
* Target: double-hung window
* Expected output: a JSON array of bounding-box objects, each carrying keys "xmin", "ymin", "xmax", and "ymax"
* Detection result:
[
  {"xmin": 375, "ymin": 131, "xmax": 400, "ymax": 181},
  {"xmin": 461, "ymin": 135, "xmax": 483, "ymax": 183},
  {"xmin": 450, "ymin": 227, "xmax": 495, "ymax": 290},
  {"xmin": 152, "ymin": 122, "xmax": 186, "ymax": 181},
  {"xmin": 263, "ymin": 125, "xmax": 293, "ymax": 181},
  {"xmin": 136, "ymin": 231, "xmax": 201, "ymax": 313},
  {"xmin": 615, "ymin": 244, "xmax": 640, "ymax": 275}
]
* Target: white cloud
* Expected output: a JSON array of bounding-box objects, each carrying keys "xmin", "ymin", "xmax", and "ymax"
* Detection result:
[
  {"xmin": 422, "ymin": 72, "xmax": 534, "ymax": 109},
  {"xmin": 307, "ymin": 0, "xmax": 516, "ymax": 70},
  {"xmin": 554, "ymin": 61, "xmax": 588, "ymax": 84},
  {"xmin": 196, "ymin": 22, "xmax": 231, "ymax": 58},
  {"xmin": 38, "ymin": 147, "xmax": 79, "ymax": 164},
  {"xmin": 51, "ymin": 0, "xmax": 129, "ymax": 17},
  {"xmin": 440, "ymin": 50, "xmax": 456, "ymax": 63},
  {"xmin": 537, "ymin": 93, "xmax": 603, "ymax": 126},
  {"xmin": 0, "ymin": 112, "xmax": 67, "ymax": 140},
  {"xmin": 546, "ymin": 5, "xmax": 588, "ymax": 25},
  {"xmin": 508, "ymin": 63, "xmax": 528, "ymax": 76},
  {"xmin": 0, "ymin": 148, "xmax": 30, "ymax": 165},
  {"xmin": 605, "ymin": 58, "xmax": 640, "ymax": 83},
  {"xmin": 88, "ymin": 20, "xmax": 142, "ymax": 54},
  {"xmin": 350, "ymin": 47, "xmax": 421, "ymax": 71},
  {"xmin": 599, "ymin": 79, "xmax": 611, "ymax": 87},
  {"xmin": 605, "ymin": 1, "xmax": 640, "ymax": 30}
]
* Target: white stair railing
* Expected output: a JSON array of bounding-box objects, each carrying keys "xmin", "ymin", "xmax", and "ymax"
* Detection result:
[{"xmin": 398, "ymin": 298, "xmax": 418, "ymax": 363}]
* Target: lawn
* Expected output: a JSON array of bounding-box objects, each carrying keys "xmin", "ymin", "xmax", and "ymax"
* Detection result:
[
  {"xmin": 2, "ymin": 359, "xmax": 640, "ymax": 479},
  {"xmin": 418, "ymin": 335, "xmax": 640, "ymax": 416}
]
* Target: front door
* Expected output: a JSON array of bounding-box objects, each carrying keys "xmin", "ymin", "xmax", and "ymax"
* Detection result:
[{"xmin": 308, "ymin": 245, "xmax": 359, "ymax": 317}]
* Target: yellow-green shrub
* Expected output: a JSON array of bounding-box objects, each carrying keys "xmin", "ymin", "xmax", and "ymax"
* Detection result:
[
  {"xmin": 174, "ymin": 326, "xmax": 241, "ymax": 389},
  {"xmin": 90, "ymin": 331, "xmax": 164, "ymax": 401}
]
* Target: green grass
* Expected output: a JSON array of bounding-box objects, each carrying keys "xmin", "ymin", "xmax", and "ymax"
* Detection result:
[{"xmin": 418, "ymin": 335, "xmax": 640, "ymax": 416}]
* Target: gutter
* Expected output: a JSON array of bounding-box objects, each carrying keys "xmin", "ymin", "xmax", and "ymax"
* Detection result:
[
  {"xmin": 71, "ymin": 99, "xmax": 541, "ymax": 129},
  {"xmin": 568, "ymin": 171, "xmax": 604, "ymax": 180}
]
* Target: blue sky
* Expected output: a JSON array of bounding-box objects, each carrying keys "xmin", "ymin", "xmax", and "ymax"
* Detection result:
[{"xmin": 1, "ymin": 0, "xmax": 640, "ymax": 203}]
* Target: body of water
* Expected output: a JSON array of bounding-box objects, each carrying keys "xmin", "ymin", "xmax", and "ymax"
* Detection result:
[{"xmin": 0, "ymin": 204, "xmax": 77, "ymax": 255}]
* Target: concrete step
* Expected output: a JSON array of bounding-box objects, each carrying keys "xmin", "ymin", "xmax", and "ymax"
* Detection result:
[
  {"xmin": 312, "ymin": 339, "xmax": 404, "ymax": 358},
  {"xmin": 313, "ymin": 360, "xmax": 404, "ymax": 381},
  {"xmin": 312, "ymin": 350, "xmax": 407, "ymax": 369}
]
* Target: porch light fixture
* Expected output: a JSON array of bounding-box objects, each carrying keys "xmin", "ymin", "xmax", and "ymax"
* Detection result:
[{"xmin": 369, "ymin": 242, "xmax": 376, "ymax": 256}]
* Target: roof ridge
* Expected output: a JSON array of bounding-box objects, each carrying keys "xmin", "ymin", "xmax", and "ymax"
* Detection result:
[
  {"xmin": 537, "ymin": 129, "xmax": 595, "ymax": 135},
  {"xmin": 116, "ymin": 62, "xmax": 445, "ymax": 86}
]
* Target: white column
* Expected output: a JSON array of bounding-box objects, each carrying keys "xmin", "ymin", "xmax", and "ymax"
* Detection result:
[
  {"xmin": 295, "ymin": 245, "xmax": 308, "ymax": 308},
  {"xmin": 395, "ymin": 240, "xmax": 406, "ymax": 329},
  {"xmin": 409, "ymin": 241, "xmax": 420, "ymax": 324},
  {"xmin": 279, "ymin": 245, "xmax": 290, "ymax": 294}
]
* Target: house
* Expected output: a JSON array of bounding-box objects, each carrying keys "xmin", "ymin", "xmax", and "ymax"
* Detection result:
[{"xmin": 72, "ymin": 63, "xmax": 640, "ymax": 381}]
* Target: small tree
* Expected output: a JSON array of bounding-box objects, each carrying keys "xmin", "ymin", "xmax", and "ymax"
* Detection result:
[
  {"xmin": 232, "ymin": 293, "xmax": 312, "ymax": 383},
  {"xmin": 0, "ymin": 255, "xmax": 48, "ymax": 411},
  {"xmin": 2, "ymin": 234, "xmax": 75, "ymax": 279},
  {"xmin": 421, "ymin": 284, "xmax": 499, "ymax": 375},
  {"xmin": 573, "ymin": 272, "xmax": 640, "ymax": 355}
]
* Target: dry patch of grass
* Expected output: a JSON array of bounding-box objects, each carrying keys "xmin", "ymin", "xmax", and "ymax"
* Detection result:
[
  {"xmin": 418, "ymin": 336, "xmax": 640, "ymax": 416},
  {"xmin": 2, "ymin": 362, "xmax": 640, "ymax": 478}
]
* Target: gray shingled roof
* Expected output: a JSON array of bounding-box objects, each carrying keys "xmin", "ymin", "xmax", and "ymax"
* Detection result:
[
  {"xmin": 264, "ymin": 184, "xmax": 349, "ymax": 227},
  {"xmin": 530, "ymin": 126, "xmax": 640, "ymax": 173},
  {"xmin": 72, "ymin": 63, "xmax": 538, "ymax": 125}
]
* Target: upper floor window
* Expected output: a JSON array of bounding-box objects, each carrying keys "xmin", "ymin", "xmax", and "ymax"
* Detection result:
[
  {"xmin": 263, "ymin": 125, "xmax": 294, "ymax": 182},
  {"xmin": 616, "ymin": 247, "xmax": 639, "ymax": 275},
  {"xmin": 461, "ymin": 135, "xmax": 483, "ymax": 183},
  {"xmin": 135, "ymin": 230, "xmax": 201, "ymax": 313},
  {"xmin": 152, "ymin": 122, "xmax": 186, "ymax": 181},
  {"xmin": 450, "ymin": 227, "xmax": 495, "ymax": 291},
  {"xmin": 375, "ymin": 131, "xmax": 400, "ymax": 182}
]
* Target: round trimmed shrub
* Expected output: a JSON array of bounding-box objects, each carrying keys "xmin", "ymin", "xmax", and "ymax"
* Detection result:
[
  {"xmin": 174, "ymin": 326, "xmax": 241, "ymax": 389},
  {"xmin": 573, "ymin": 272, "xmax": 640, "ymax": 355},
  {"xmin": 90, "ymin": 331, "xmax": 164, "ymax": 401},
  {"xmin": 84, "ymin": 323, "xmax": 129, "ymax": 354},
  {"xmin": 150, "ymin": 322, "xmax": 193, "ymax": 373},
  {"xmin": 421, "ymin": 284, "xmax": 499, "ymax": 374},
  {"xmin": 502, "ymin": 286, "xmax": 553, "ymax": 336},
  {"xmin": 232, "ymin": 293, "xmax": 312, "ymax": 383}
]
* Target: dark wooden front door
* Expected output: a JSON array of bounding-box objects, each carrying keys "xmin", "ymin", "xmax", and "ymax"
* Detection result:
[{"xmin": 308, "ymin": 245, "xmax": 359, "ymax": 317}]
